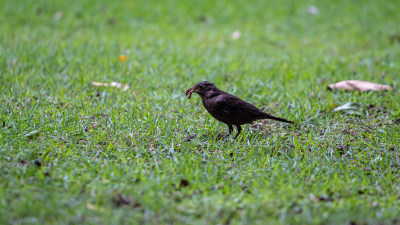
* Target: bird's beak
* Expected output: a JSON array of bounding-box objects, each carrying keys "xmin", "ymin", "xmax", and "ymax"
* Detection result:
[{"xmin": 184, "ymin": 87, "xmax": 201, "ymax": 99}]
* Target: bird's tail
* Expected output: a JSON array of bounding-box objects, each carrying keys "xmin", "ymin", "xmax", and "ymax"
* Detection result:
[{"xmin": 264, "ymin": 114, "xmax": 294, "ymax": 124}]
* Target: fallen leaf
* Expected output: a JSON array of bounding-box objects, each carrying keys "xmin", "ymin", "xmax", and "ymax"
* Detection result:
[
  {"xmin": 231, "ymin": 30, "xmax": 241, "ymax": 40},
  {"xmin": 86, "ymin": 203, "xmax": 97, "ymax": 210},
  {"xmin": 118, "ymin": 54, "xmax": 127, "ymax": 61},
  {"xmin": 333, "ymin": 102, "xmax": 363, "ymax": 115},
  {"xmin": 91, "ymin": 82, "xmax": 130, "ymax": 91},
  {"xmin": 24, "ymin": 130, "xmax": 40, "ymax": 139},
  {"xmin": 327, "ymin": 80, "xmax": 393, "ymax": 92},
  {"xmin": 91, "ymin": 82, "xmax": 109, "ymax": 87}
]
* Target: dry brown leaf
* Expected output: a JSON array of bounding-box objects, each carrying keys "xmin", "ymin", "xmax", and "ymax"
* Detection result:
[
  {"xmin": 327, "ymin": 80, "xmax": 393, "ymax": 92},
  {"xmin": 91, "ymin": 82, "xmax": 130, "ymax": 91}
]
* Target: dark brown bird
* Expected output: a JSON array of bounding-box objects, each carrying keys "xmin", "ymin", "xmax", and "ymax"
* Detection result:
[{"xmin": 185, "ymin": 81, "xmax": 293, "ymax": 139}]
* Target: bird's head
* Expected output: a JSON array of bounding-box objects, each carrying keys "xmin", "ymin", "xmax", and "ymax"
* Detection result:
[
  {"xmin": 192, "ymin": 81, "xmax": 217, "ymax": 95},
  {"xmin": 185, "ymin": 81, "xmax": 218, "ymax": 99}
]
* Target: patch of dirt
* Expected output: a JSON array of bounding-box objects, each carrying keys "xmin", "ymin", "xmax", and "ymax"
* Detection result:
[
  {"xmin": 179, "ymin": 178, "xmax": 190, "ymax": 187},
  {"xmin": 111, "ymin": 194, "xmax": 141, "ymax": 208}
]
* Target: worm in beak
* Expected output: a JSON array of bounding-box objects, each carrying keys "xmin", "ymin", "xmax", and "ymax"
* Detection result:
[{"xmin": 184, "ymin": 88, "xmax": 193, "ymax": 99}]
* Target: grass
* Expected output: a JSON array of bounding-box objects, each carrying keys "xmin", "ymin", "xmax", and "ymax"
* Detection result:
[{"xmin": 1, "ymin": 0, "xmax": 400, "ymax": 224}]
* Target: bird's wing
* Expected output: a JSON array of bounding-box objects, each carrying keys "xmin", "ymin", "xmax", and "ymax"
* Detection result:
[
  {"xmin": 208, "ymin": 93, "xmax": 293, "ymax": 125},
  {"xmin": 214, "ymin": 94, "xmax": 266, "ymax": 117}
]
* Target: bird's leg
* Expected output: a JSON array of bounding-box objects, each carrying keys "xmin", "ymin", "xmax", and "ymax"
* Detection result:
[
  {"xmin": 226, "ymin": 125, "xmax": 233, "ymax": 138},
  {"xmin": 233, "ymin": 125, "xmax": 242, "ymax": 139}
]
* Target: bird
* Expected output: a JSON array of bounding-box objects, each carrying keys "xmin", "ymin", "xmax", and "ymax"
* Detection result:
[{"xmin": 185, "ymin": 81, "xmax": 293, "ymax": 139}]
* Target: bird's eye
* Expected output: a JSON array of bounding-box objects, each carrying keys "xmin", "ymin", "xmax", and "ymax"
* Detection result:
[{"xmin": 199, "ymin": 85, "xmax": 204, "ymax": 88}]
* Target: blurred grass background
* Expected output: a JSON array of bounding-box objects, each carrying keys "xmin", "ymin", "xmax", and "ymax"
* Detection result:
[{"xmin": 1, "ymin": 0, "xmax": 400, "ymax": 224}]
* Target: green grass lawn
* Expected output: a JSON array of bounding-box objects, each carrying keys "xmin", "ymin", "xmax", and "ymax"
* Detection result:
[{"xmin": 1, "ymin": 0, "xmax": 400, "ymax": 224}]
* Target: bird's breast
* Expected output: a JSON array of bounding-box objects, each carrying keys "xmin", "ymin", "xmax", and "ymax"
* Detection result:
[{"xmin": 201, "ymin": 96, "xmax": 233, "ymax": 124}]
